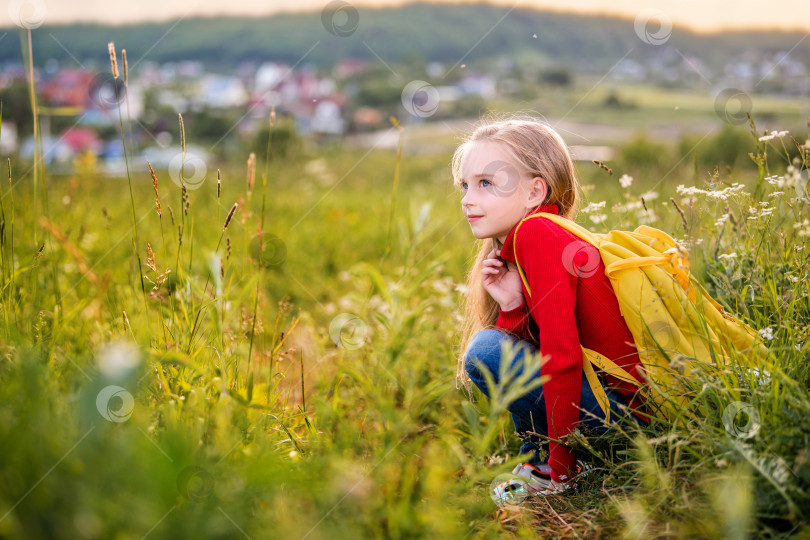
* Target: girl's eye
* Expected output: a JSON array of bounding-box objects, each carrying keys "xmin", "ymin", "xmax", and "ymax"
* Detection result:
[{"xmin": 459, "ymin": 179, "xmax": 491, "ymax": 190}]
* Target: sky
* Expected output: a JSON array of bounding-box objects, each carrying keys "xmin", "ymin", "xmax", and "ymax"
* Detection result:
[{"xmin": 3, "ymin": 0, "xmax": 810, "ymax": 33}]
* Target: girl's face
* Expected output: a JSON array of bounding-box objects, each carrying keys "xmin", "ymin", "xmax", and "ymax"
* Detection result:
[{"xmin": 459, "ymin": 140, "xmax": 545, "ymax": 243}]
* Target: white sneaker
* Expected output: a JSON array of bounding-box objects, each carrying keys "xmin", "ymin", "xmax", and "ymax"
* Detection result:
[{"xmin": 491, "ymin": 460, "xmax": 596, "ymax": 505}]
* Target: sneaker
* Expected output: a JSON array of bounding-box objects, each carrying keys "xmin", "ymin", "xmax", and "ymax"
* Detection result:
[{"xmin": 491, "ymin": 460, "xmax": 596, "ymax": 504}]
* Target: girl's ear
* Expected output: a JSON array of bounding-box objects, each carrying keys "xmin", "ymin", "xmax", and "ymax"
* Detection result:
[{"xmin": 527, "ymin": 176, "xmax": 548, "ymax": 206}]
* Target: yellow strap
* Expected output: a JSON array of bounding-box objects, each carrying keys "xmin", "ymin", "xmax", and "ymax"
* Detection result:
[
  {"xmin": 512, "ymin": 212, "xmax": 596, "ymax": 297},
  {"xmin": 585, "ymin": 348, "xmax": 645, "ymax": 388},
  {"xmin": 583, "ymin": 353, "xmax": 610, "ymax": 420},
  {"xmin": 512, "ymin": 213, "xmax": 650, "ymax": 422},
  {"xmin": 512, "ymin": 216, "xmax": 534, "ymax": 296}
]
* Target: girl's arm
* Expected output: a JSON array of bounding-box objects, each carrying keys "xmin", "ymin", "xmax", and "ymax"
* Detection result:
[
  {"xmin": 512, "ymin": 217, "xmax": 585, "ymax": 483},
  {"xmin": 495, "ymin": 303, "xmax": 533, "ymax": 342}
]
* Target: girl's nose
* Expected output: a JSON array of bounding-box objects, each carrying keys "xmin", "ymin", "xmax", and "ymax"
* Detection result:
[{"xmin": 461, "ymin": 188, "xmax": 473, "ymax": 206}]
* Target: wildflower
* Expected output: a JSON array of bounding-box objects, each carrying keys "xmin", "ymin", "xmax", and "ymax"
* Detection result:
[
  {"xmin": 758, "ymin": 130, "xmax": 789, "ymax": 142},
  {"xmin": 589, "ymin": 213, "xmax": 607, "ymax": 224},
  {"xmin": 619, "ymin": 174, "xmax": 633, "ymax": 188},
  {"xmin": 784, "ymin": 165, "xmax": 801, "ymax": 188},
  {"xmin": 715, "ymin": 214, "xmax": 730, "ymax": 227},
  {"xmin": 581, "ymin": 201, "xmax": 606, "ymax": 214},
  {"xmin": 758, "ymin": 327, "xmax": 775, "ymax": 341},
  {"xmin": 787, "ymin": 275, "xmax": 799, "ymax": 283},
  {"xmin": 676, "ymin": 184, "xmax": 706, "ymax": 197},
  {"xmin": 718, "ymin": 252, "xmax": 737, "ymax": 260},
  {"xmin": 768, "ymin": 192, "xmax": 784, "ymax": 198}
]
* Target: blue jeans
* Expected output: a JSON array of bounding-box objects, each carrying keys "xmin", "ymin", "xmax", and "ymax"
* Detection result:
[{"xmin": 464, "ymin": 329, "xmax": 642, "ymax": 466}]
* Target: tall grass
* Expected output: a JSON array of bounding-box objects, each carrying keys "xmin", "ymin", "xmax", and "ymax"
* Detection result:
[{"xmin": 0, "ymin": 38, "xmax": 808, "ymax": 540}]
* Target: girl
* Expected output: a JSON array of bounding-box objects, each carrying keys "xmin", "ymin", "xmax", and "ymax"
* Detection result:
[{"xmin": 453, "ymin": 116, "xmax": 649, "ymax": 496}]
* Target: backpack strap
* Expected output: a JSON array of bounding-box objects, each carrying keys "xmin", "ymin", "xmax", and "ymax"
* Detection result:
[
  {"xmin": 512, "ymin": 212, "xmax": 645, "ymax": 421},
  {"xmin": 511, "ymin": 212, "xmax": 599, "ymax": 298}
]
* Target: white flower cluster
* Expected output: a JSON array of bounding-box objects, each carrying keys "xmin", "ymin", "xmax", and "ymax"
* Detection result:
[
  {"xmin": 589, "ymin": 213, "xmax": 608, "ymax": 224},
  {"xmin": 619, "ymin": 174, "xmax": 633, "ymax": 188},
  {"xmin": 581, "ymin": 201, "xmax": 606, "ymax": 213},
  {"xmin": 612, "ymin": 200, "xmax": 644, "ymax": 213},
  {"xmin": 611, "ymin": 198, "xmax": 657, "ymax": 225},
  {"xmin": 758, "ymin": 326, "xmax": 775, "ymax": 341},
  {"xmin": 747, "ymin": 202, "xmax": 774, "ymax": 220},
  {"xmin": 715, "ymin": 213, "xmax": 730, "ymax": 227},
  {"xmin": 718, "ymin": 252, "xmax": 737, "ymax": 260},
  {"xmin": 758, "ymin": 130, "xmax": 789, "ymax": 142},
  {"xmin": 794, "ymin": 218, "xmax": 810, "ymax": 237},
  {"xmin": 675, "ymin": 183, "xmax": 746, "ymax": 201},
  {"xmin": 582, "ymin": 201, "xmax": 609, "ymax": 224},
  {"xmin": 767, "ymin": 166, "xmax": 803, "ymax": 189}
]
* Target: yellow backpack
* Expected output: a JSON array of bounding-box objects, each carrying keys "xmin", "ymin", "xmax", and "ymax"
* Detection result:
[{"xmin": 511, "ymin": 212, "xmax": 770, "ymax": 425}]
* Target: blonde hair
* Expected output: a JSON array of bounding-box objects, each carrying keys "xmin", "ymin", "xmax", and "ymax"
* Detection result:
[{"xmin": 451, "ymin": 113, "xmax": 582, "ymax": 398}]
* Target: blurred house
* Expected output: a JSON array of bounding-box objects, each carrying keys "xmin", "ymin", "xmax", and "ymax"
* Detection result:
[
  {"xmin": 61, "ymin": 126, "xmax": 102, "ymax": 155},
  {"xmin": 0, "ymin": 121, "xmax": 18, "ymax": 154},
  {"xmin": 198, "ymin": 74, "xmax": 248, "ymax": 108},
  {"xmin": 333, "ymin": 58, "xmax": 371, "ymax": 80},
  {"xmin": 40, "ymin": 69, "xmax": 96, "ymax": 107}
]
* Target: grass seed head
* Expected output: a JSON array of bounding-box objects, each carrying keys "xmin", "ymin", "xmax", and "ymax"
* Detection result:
[
  {"xmin": 147, "ymin": 160, "xmax": 161, "ymax": 217},
  {"xmin": 122, "ymin": 49, "xmax": 128, "ymax": 87},
  {"xmin": 179, "ymin": 113, "xmax": 186, "ymax": 154},
  {"xmin": 247, "ymin": 153, "xmax": 256, "ymax": 194},
  {"xmin": 108, "ymin": 42, "xmax": 119, "ymax": 79},
  {"xmin": 224, "ymin": 203, "xmax": 238, "ymax": 231}
]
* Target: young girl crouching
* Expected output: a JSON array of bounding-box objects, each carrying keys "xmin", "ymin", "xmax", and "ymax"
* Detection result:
[{"xmin": 453, "ymin": 116, "xmax": 649, "ymax": 496}]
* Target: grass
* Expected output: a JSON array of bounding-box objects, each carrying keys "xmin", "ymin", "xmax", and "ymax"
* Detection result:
[{"xmin": 0, "ymin": 41, "xmax": 809, "ymax": 540}]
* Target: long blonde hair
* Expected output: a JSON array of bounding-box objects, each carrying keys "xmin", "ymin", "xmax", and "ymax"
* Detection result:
[{"xmin": 452, "ymin": 114, "xmax": 582, "ymax": 398}]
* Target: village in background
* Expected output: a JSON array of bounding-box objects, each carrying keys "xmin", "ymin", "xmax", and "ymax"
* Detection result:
[{"xmin": 0, "ymin": 8, "xmax": 807, "ymax": 176}]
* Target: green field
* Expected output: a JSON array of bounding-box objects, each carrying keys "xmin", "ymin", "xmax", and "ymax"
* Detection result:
[{"xmin": 2, "ymin": 47, "xmax": 810, "ymax": 539}]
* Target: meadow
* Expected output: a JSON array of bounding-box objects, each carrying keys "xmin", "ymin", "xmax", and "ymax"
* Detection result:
[{"xmin": 1, "ymin": 43, "xmax": 809, "ymax": 539}]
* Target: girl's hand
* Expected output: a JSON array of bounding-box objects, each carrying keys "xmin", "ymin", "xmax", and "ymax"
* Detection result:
[{"xmin": 481, "ymin": 248, "xmax": 525, "ymax": 311}]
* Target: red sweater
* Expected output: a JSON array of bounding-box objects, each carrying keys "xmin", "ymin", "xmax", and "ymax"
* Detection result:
[{"xmin": 496, "ymin": 203, "xmax": 647, "ymax": 482}]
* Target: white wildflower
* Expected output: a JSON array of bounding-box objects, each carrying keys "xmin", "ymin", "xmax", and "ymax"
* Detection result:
[
  {"xmin": 589, "ymin": 213, "xmax": 607, "ymax": 224},
  {"xmin": 619, "ymin": 174, "xmax": 633, "ymax": 188},
  {"xmin": 787, "ymin": 275, "xmax": 799, "ymax": 283},
  {"xmin": 676, "ymin": 185, "xmax": 706, "ymax": 197},
  {"xmin": 718, "ymin": 252, "xmax": 737, "ymax": 260},
  {"xmin": 768, "ymin": 192, "xmax": 784, "ymax": 198},
  {"xmin": 641, "ymin": 190, "xmax": 659, "ymax": 200},
  {"xmin": 715, "ymin": 214, "xmax": 730, "ymax": 227},
  {"xmin": 758, "ymin": 327, "xmax": 775, "ymax": 341},
  {"xmin": 784, "ymin": 165, "xmax": 801, "ymax": 188},
  {"xmin": 758, "ymin": 130, "xmax": 789, "ymax": 142},
  {"xmin": 582, "ymin": 201, "xmax": 606, "ymax": 214}
]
